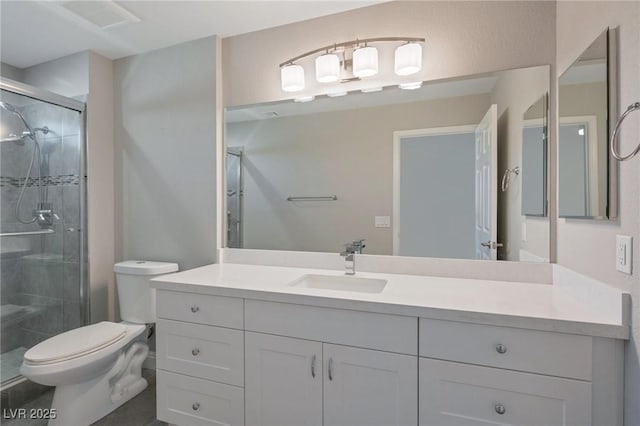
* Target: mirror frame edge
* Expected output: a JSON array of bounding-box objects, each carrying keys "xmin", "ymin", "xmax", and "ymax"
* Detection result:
[{"xmin": 607, "ymin": 26, "xmax": 619, "ymax": 219}]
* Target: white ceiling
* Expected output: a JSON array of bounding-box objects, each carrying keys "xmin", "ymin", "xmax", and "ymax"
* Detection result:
[{"xmin": 0, "ymin": 0, "xmax": 381, "ymax": 69}]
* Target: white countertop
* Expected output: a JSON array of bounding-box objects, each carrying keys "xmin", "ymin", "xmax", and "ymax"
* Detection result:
[{"xmin": 151, "ymin": 263, "xmax": 629, "ymax": 339}]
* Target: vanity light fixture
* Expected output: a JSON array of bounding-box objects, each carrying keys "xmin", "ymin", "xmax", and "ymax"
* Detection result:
[
  {"xmin": 294, "ymin": 95, "xmax": 315, "ymax": 103},
  {"xmin": 353, "ymin": 45, "xmax": 379, "ymax": 78},
  {"xmin": 327, "ymin": 91, "xmax": 348, "ymax": 98},
  {"xmin": 398, "ymin": 81, "xmax": 423, "ymax": 90},
  {"xmin": 281, "ymin": 64, "xmax": 305, "ymax": 92},
  {"xmin": 279, "ymin": 36, "xmax": 425, "ymax": 92},
  {"xmin": 316, "ymin": 53, "xmax": 341, "ymax": 83},
  {"xmin": 361, "ymin": 87, "xmax": 383, "ymax": 93},
  {"xmin": 395, "ymin": 42, "xmax": 423, "ymax": 76}
]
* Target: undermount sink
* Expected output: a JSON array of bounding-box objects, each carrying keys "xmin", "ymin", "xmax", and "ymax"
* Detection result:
[{"xmin": 288, "ymin": 274, "xmax": 387, "ymax": 294}]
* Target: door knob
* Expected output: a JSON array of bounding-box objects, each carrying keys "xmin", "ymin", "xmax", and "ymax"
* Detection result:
[{"xmin": 481, "ymin": 241, "xmax": 504, "ymax": 249}]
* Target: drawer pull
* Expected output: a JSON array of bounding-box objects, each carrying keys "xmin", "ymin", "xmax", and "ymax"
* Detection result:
[
  {"xmin": 191, "ymin": 306, "xmax": 200, "ymax": 313},
  {"xmin": 494, "ymin": 404, "xmax": 506, "ymax": 415},
  {"xmin": 495, "ymin": 344, "xmax": 508, "ymax": 354},
  {"xmin": 192, "ymin": 402, "xmax": 200, "ymax": 411},
  {"xmin": 311, "ymin": 354, "xmax": 316, "ymax": 378},
  {"xmin": 192, "ymin": 348, "xmax": 200, "ymax": 356},
  {"xmin": 328, "ymin": 357, "xmax": 334, "ymax": 381}
]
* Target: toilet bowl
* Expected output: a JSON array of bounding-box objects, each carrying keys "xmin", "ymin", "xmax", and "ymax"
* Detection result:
[{"xmin": 20, "ymin": 260, "xmax": 178, "ymax": 426}]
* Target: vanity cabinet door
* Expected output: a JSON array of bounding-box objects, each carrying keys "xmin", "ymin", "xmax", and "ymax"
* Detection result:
[
  {"xmin": 245, "ymin": 332, "xmax": 322, "ymax": 426},
  {"xmin": 323, "ymin": 344, "xmax": 418, "ymax": 426},
  {"xmin": 419, "ymin": 358, "xmax": 591, "ymax": 426}
]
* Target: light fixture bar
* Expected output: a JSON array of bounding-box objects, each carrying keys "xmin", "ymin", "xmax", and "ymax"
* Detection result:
[{"xmin": 279, "ymin": 36, "xmax": 425, "ymax": 68}]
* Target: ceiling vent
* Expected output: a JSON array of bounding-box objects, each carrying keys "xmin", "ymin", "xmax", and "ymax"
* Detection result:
[{"xmin": 59, "ymin": 1, "xmax": 140, "ymax": 30}]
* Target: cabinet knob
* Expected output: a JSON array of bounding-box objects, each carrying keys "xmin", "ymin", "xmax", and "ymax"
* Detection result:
[
  {"xmin": 192, "ymin": 402, "xmax": 200, "ymax": 411},
  {"xmin": 192, "ymin": 348, "xmax": 200, "ymax": 356},
  {"xmin": 495, "ymin": 344, "xmax": 507, "ymax": 354},
  {"xmin": 191, "ymin": 306, "xmax": 199, "ymax": 313},
  {"xmin": 494, "ymin": 404, "xmax": 506, "ymax": 415}
]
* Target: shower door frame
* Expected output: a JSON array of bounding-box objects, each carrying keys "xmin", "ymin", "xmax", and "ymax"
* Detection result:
[
  {"xmin": 226, "ymin": 148, "xmax": 243, "ymax": 248},
  {"xmin": 0, "ymin": 77, "xmax": 89, "ymax": 388}
]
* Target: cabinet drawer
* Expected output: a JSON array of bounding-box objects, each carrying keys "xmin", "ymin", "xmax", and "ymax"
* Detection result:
[
  {"xmin": 419, "ymin": 318, "xmax": 592, "ymax": 380},
  {"xmin": 157, "ymin": 370, "xmax": 244, "ymax": 426},
  {"xmin": 419, "ymin": 358, "xmax": 591, "ymax": 426},
  {"xmin": 157, "ymin": 319, "xmax": 244, "ymax": 386},
  {"xmin": 245, "ymin": 299, "xmax": 417, "ymax": 355},
  {"xmin": 157, "ymin": 290, "xmax": 243, "ymax": 329}
]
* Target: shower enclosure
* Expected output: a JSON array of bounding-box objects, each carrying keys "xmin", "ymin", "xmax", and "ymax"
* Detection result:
[{"xmin": 0, "ymin": 78, "xmax": 87, "ymax": 388}]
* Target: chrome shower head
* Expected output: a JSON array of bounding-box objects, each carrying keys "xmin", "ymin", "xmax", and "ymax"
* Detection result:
[
  {"xmin": 0, "ymin": 101, "xmax": 19, "ymax": 113},
  {"xmin": 0, "ymin": 101, "xmax": 35, "ymax": 142}
]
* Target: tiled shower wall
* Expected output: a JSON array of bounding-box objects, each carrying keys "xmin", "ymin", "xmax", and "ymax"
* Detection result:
[{"xmin": 0, "ymin": 97, "xmax": 85, "ymax": 362}]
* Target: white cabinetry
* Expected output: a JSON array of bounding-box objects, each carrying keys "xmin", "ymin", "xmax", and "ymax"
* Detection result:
[
  {"xmin": 244, "ymin": 332, "xmax": 418, "ymax": 426},
  {"xmin": 156, "ymin": 290, "xmax": 245, "ymax": 426},
  {"xmin": 243, "ymin": 300, "xmax": 418, "ymax": 426},
  {"xmin": 245, "ymin": 332, "xmax": 323, "ymax": 426},
  {"xmin": 154, "ymin": 290, "xmax": 623, "ymax": 426},
  {"xmin": 419, "ymin": 358, "xmax": 591, "ymax": 426},
  {"xmin": 323, "ymin": 344, "xmax": 417, "ymax": 426}
]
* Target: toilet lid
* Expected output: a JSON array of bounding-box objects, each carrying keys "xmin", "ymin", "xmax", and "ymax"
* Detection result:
[{"xmin": 24, "ymin": 322, "xmax": 127, "ymax": 365}]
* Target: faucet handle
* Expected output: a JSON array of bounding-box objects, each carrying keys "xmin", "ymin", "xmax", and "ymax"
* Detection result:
[{"xmin": 350, "ymin": 239, "xmax": 366, "ymax": 254}]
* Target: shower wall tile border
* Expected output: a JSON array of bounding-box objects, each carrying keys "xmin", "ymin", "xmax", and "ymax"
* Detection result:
[{"xmin": 0, "ymin": 174, "xmax": 82, "ymax": 188}]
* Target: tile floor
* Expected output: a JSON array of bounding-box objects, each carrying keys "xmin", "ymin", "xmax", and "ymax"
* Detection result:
[{"xmin": 2, "ymin": 369, "xmax": 165, "ymax": 426}]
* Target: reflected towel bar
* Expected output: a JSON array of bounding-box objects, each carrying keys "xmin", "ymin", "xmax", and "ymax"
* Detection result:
[
  {"xmin": 287, "ymin": 195, "xmax": 338, "ymax": 201},
  {"xmin": 0, "ymin": 229, "xmax": 55, "ymax": 237}
]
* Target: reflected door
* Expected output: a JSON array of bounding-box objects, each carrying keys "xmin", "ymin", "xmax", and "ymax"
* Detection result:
[
  {"xmin": 474, "ymin": 104, "xmax": 498, "ymax": 260},
  {"xmin": 394, "ymin": 127, "xmax": 476, "ymax": 259}
]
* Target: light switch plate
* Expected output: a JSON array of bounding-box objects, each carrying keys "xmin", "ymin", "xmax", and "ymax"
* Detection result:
[
  {"xmin": 375, "ymin": 216, "xmax": 391, "ymax": 228},
  {"xmin": 616, "ymin": 235, "xmax": 632, "ymax": 274}
]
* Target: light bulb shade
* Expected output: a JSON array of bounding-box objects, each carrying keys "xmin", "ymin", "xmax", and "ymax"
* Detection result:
[
  {"xmin": 353, "ymin": 46, "xmax": 378, "ymax": 78},
  {"xmin": 281, "ymin": 64, "xmax": 305, "ymax": 92},
  {"xmin": 315, "ymin": 53, "xmax": 341, "ymax": 83},
  {"xmin": 395, "ymin": 43, "xmax": 422, "ymax": 76}
]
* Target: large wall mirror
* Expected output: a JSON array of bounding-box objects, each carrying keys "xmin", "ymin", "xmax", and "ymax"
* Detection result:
[
  {"xmin": 225, "ymin": 65, "xmax": 550, "ymax": 262},
  {"xmin": 558, "ymin": 28, "xmax": 618, "ymax": 219}
]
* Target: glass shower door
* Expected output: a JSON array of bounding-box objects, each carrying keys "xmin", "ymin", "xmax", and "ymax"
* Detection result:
[
  {"xmin": 226, "ymin": 149, "xmax": 243, "ymax": 248},
  {"xmin": 0, "ymin": 86, "xmax": 86, "ymax": 386}
]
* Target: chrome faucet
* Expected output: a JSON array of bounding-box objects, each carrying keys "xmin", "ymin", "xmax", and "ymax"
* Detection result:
[{"xmin": 340, "ymin": 239, "xmax": 366, "ymax": 275}]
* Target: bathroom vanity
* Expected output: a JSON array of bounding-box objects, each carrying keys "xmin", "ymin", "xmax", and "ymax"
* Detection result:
[{"xmin": 151, "ymin": 258, "xmax": 628, "ymax": 426}]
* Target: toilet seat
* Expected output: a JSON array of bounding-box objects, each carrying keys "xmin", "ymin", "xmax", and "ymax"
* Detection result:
[{"xmin": 24, "ymin": 322, "xmax": 128, "ymax": 365}]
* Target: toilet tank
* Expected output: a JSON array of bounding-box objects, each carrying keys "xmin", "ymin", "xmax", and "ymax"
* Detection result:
[{"xmin": 114, "ymin": 261, "xmax": 179, "ymax": 323}]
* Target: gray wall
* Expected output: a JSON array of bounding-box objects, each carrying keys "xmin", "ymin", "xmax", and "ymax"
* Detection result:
[
  {"xmin": 114, "ymin": 36, "xmax": 218, "ymax": 271},
  {"xmin": 556, "ymin": 2, "xmax": 640, "ymax": 424},
  {"xmin": 0, "ymin": 62, "xmax": 23, "ymax": 81},
  {"xmin": 227, "ymin": 94, "xmax": 490, "ymax": 255},
  {"xmin": 491, "ymin": 66, "xmax": 550, "ymax": 262},
  {"xmin": 222, "ymin": 1, "xmax": 556, "ymax": 107}
]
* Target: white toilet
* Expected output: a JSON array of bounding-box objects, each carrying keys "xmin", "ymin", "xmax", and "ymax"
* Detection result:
[{"xmin": 20, "ymin": 260, "xmax": 178, "ymax": 426}]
